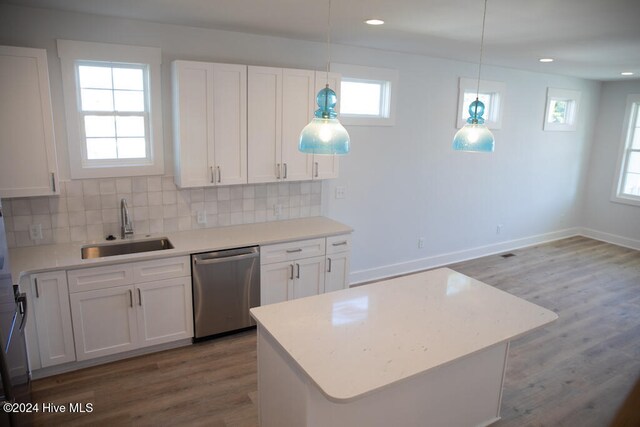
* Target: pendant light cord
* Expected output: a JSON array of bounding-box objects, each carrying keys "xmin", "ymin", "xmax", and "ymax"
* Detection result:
[
  {"xmin": 475, "ymin": 0, "xmax": 488, "ymax": 101},
  {"xmin": 326, "ymin": 0, "xmax": 332, "ymax": 87}
]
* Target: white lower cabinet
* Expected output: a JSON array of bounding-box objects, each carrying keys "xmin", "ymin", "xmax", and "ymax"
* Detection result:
[
  {"xmin": 260, "ymin": 235, "xmax": 350, "ymax": 306},
  {"xmin": 30, "ymin": 271, "xmax": 75, "ymax": 368}
]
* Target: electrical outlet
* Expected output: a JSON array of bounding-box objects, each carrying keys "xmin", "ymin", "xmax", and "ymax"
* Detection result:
[
  {"xmin": 496, "ymin": 224, "xmax": 503, "ymax": 235},
  {"xmin": 418, "ymin": 237, "xmax": 425, "ymax": 248},
  {"xmin": 196, "ymin": 211, "xmax": 207, "ymax": 225},
  {"xmin": 274, "ymin": 204, "xmax": 282, "ymax": 216},
  {"xmin": 335, "ymin": 186, "xmax": 346, "ymax": 199},
  {"xmin": 29, "ymin": 224, "xmax": 43, "ymax": 240}
]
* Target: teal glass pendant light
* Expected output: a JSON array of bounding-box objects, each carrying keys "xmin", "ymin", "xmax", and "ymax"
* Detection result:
[
  {"xmin": 299, "ymin": 0, "xmax": 350, "ymax": 155},
  {"xmin": 452, "ymin": 0, "xmax": 495, "ymax": 153}
]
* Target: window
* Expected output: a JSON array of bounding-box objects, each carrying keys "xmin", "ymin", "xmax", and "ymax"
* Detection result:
[
  {"xmin": 457, "ymin": 78, "xmax": 506, "ymax": 129},
  {"xmin": 58, "ymin": 40, "xmax": 164, "ymax": 178},
  {"xmin": 543, "ymin": 88, "xmax": 581, "ymax": 132},
  {"xmin": 332, "ymin": 63, "xmax": 398, "ymax": 126},
  {"xmin": 612, "ymin": 94, "xmax": 640, "ymax": 206}
]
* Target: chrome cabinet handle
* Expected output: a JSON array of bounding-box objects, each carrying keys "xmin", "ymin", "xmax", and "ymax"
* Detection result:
[
  {"xmin": 210, "ymin": 166, "xmax": 214, "ymax": 183},
  {"xmin": 286, "ymin": 248, "xmax": 303, "ymax": 253},
  {"xmin": 327, "ymin": 257, "xmax": 332, "ymax": 273},
  {"xmin": 51, "ymin": 172, "xmax": 56, "ymax": 192},
  {"xmin": 34, "ymin": 278, "xmax": 40, "ymax": 298},
  {"xmin": 138, "ymin": 288, "xmax": 142, "ymax": 306},
  {"xmin": 283, "ymin": 163, "xmax": 288, "ymax": 179},
  {"xmin": 129, "ymin": 289, "xmax": 133, "ymax": 308},
  {"xmin": 276, "ymin": 163, "xmax": 281, "ymax": 179},
  {"xmin": 217, "ymin": 166, "xmax": 221, "ymax": 183},
  {"xmin": 289, "ymin": 264, "xmax": 294, "ymax": 280},
  {"xmin": 296, "ymin": 263, "xmax": 300, "ymax": 279},
  {"xmin": 314, "ymin": 162, "xmax": 319, "ymax": 178},
  {"xmin": 332, "ymin": 241, "xmax": 348, "ymax": 247}
]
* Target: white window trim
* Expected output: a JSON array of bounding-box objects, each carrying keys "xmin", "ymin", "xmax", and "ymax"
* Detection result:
[
  {"xmin": 611, "ymin": 94, "xmax": 640, "ymax": 207},
  {"xmin": 457, "ymin": 78, "xmax": 506, "ymax": 129},
  {"xmin": 331, "ymin": 63, "xmax": 398, "ymax": 126},
  {"xmin": 543, "ymin": 88, "xmax": 581, "ymax": 132},
  {"xmin": 57, "ymin": 39, "xmax": 164, "ymax": 179}
]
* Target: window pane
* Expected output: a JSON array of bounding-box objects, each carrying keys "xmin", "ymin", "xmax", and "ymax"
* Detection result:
[
  {"xmin": 114, "ymin": 90, "xmax": 145, "ymax": 112},
  {"xmin": 81, "ymin": 89, "xmax": 114, "ymax": 111},
  {"xmin": 463, "ymin": 92, "xmax": 492, "ymax": 120},
  {"xmin": 78, "ymin": 65, "xmax": 112, "ymax": 89},
  {"xmin": 627, "ymin": 152, "xmax": 640, "ymax": 174},
  {"xmin": 116, "ymin": 116, "xmax": 145, "ymax": 137},
  {"xmin": 632, "ymin": 129, "xmax": 640, "ymax": 149},
  {"xmin": 623, "ymin": 172, "xmax": 640, "ymax": 196},
  {"xmin": 548, "ymin": 100, "xmax": 569, "ymax": 124},
  {"xmin": 84, "ymin": 116, "xmax": 116, "ymax": 137},
  {"xmin": 341, "ymin": 81, "xmax": 381, "ymax": 116},
  {"xmin": 86, "ymin": 138, "xmax": 117, "ymax": 159},
  {"xmin": 113, "ymin": 68, "xmax": 144, "ymax": 90},
  {"xmin": 116, "ymin": 138, "xmax": 146, "ymax": 158}
]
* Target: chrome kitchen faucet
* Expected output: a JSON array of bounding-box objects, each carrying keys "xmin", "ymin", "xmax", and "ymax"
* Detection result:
[{"xmin": 120, "ymin": 198, "xmax": 134, "ymax": 239}]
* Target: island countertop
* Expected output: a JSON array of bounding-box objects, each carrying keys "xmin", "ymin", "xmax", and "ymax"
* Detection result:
[{"xmin": 250, "ymin": 267, "xmax": 558, "ymax": 403}]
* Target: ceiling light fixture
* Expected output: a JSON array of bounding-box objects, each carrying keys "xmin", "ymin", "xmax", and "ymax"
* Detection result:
[
  {"xmin": 621, "ymin": 71, "xmax": 635, "ymax": 76},
  {"xmin": 365, "ymin": 19, "xmax": 385, "ymax": 25},
  {"xmin": 299, "ymin": 0, "xmax": 350, "ymax": 155},
  {"xmin": 539, "ymin": 58, "xmax": 554, "ymax": 63},
  {"xmin": 452, "ymin": 0, "xmax": 494, "ymax": 153}
]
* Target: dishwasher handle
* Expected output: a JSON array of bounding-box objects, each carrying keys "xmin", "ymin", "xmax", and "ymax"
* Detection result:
[{"xmin": 193, "ymin": 248, "xmax": 259, "ymax": 265}]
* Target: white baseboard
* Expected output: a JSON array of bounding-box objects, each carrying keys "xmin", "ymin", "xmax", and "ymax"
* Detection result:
[
  {"xmin": 349, "ymin": 227, "xmax": 581, "ymax": 285},
  {"xmin": 577, "ymin": 227, "xmax": 640, "ymax": 251}
]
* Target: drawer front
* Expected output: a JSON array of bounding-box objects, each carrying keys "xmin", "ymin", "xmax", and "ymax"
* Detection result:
[
  {"xmin": 133, "ymin": 256, "xmax": 191, "ymax": 283},
  {"xmin": 326, "ymin": 234, "xmax": 351, "ymax": 255},
  {"xmin": 68, "ymin": 264, "xmax": 134, "ymax": 293},
  {"xmin": 261, "ymin": 238, "xmax": 325, "ymax": 264}
]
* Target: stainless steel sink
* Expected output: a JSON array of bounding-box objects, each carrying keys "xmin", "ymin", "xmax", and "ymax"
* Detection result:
[{"xmin": 81, "ymin": 238, "xmax": 174, "ymax": 259}]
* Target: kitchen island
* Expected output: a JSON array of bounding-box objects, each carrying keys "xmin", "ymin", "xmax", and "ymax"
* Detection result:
[{"xmin": 250, "ymin": 268, "xmax": 558, "ymax": 427}]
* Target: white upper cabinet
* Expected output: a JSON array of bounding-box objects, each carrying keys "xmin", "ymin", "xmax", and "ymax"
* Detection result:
[
  {"xmin": 172, "ymin": 60, "xmax": 247, "ymax": 188},
  {"xmin": 0, "ymin": 46, "xmax": 59, "ymax": 198},
  {"xmin": 248, "ymin": 66, "xmax": 316, "ymax": 183}
]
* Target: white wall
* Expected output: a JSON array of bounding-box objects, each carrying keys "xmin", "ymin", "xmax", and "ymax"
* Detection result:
[
  {"xmin": 0, "ymin": 4, "xmax": 604, "ymax": 282},
  {"xmin": 581, "ymin": 80, "xmax": 640, "ymax": 248}
]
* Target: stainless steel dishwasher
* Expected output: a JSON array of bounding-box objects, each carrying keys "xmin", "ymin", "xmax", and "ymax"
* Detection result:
[{"xmin": 191, "ymin": 246, "xmax": 260, "ymax": 339}]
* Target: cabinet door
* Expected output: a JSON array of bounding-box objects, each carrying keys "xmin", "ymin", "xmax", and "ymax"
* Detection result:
[
  {"xmin": 70, "ymin": 286, "xmax": 138, "ymax": 361},
  {"xmin": 31, "ymin": 271, "xmax": 75, "ymax": 367},
  {"xmin": 213, "ymin": 63, "xmax": 247, "ymax": 185},
  {"xmin": 248, "ymin": 66, "xmax": 282, "ymax": 183},
  {"xmin": 136, "ymin": 277, "xmax": 193, "ymax": 347},
  {"xmin": 281, "ymin": 68, "xmax": 315, "ymax": 181},
  {"xmin": 260, "ymin": 261, "xmax": 293, "ymax": 305},
  {"xmin": 292, "ymin": 256, "xmax": 325, "ymax": 300},
  {"xmin": 325, "ymin": 252, "xmax": 350, "ymax": 293},
  {"xmin": 0, "ymin": 46, "xmax": 58, "ymax": 198},
  {"xmin": 313, "ymin": 71, "xmax": 341, "ymax": 180},
  {"xmin": 172, "ymin": 60, "xmax": 214, "ymax": 188}
]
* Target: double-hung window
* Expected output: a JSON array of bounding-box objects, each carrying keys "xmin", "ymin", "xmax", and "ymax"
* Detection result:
[
  {"xmin": 58, "ymin": 40, "xmax": 164, "ymax": 178},
  {"xmin": 612, "ymin": 94, "xmax": 640, "ymax": 205}
]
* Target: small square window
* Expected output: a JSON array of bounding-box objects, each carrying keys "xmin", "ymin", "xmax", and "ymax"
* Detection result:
[
  {"xmin": 341, "ymin": 79, "xmax": 387, "ymax": 117},
  {"xmin": 543, "ymin": 88, "xmax": 581, "ymax": 132},
  {"xmin": 457, "ymin": 78, "xmax": 506, "ymax": 129}
]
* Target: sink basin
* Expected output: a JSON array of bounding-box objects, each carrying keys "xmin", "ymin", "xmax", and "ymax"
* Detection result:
[{"xmin": 81, "ymin": 238, "xmax": 174, "ymax": 259}]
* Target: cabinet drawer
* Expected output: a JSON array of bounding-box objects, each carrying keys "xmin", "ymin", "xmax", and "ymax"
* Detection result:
[
  {"xmin": 326, "ymin": 234, "xmax": 351, "ymax": 255},
  {"xmin": 133, "ymin": 256, "xmax": 190, "ymax": 283},
  {"xmin": 68, "ymin": 264, "xmax": 134, "ymax": 293},
  {"xmin": 261, "ymin": 238, "xmax": 325, "ymax": 264}
]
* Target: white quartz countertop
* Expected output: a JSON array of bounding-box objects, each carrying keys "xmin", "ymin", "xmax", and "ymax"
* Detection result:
[
  {"xmin": 8, "ymin": 216, "xmax": 352, "ymax": 281},
  {"xmin": 250, "ymin": 267, "xmax": 558, "ymax": 403}
]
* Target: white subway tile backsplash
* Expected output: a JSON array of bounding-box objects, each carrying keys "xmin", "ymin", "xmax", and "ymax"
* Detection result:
[{"xmin": 2, "ymin": 177, "xmax": 322, "ymax": 248}]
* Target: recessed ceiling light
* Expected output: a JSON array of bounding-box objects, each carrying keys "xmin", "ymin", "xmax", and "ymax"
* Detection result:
[
  {"xmin": 365, "ymin": 19, "xmax": 385, "ymax": 26},
  {"xmin": 539, "ymin": 58, "xmax": 554, "ymax": 63},
  {"xmin": 621, "ymin": 71, "xmax": 635, "ymax": 76}
]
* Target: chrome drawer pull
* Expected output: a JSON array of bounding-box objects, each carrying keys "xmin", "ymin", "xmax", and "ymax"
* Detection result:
[
  {"xmin": 327, "ymin": 257, "xmax": 332, "ymax": 273},
  {"xmin": 332, "ymin": 241, "xmax": 348, "ymax": 247},
  {"xmin": 290, "ymin": 264, "xmax": 294, "ymax": 280},
  {"xmin": 286, "ymin": 248, "xmax": 303, "ymax": 253},
  {"xmin": 129, "ymin": 290, "xmax": 133, "ymax": 308}
]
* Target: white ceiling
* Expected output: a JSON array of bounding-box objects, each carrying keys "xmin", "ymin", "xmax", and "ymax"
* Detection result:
[{"xmin": 7, "ymin": 0, "xmax": 640, "ymax": 81}]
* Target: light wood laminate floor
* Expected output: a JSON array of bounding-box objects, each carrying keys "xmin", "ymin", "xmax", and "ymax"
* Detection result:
[{"xmin": 30, "ymin": 236, "xmax": 640, "ymax": 426}]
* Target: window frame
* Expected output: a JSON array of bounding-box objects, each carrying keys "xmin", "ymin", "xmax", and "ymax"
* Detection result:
[
  {"xmin": 611, "ymin": 94, "xmax": 640, "ymax": 206},
  {"xmin": 457, "ymin": 78, "xmax": 506, "ymax": 130},
  {"xmin": 58, "ymin": 40, "xmax": 164, "ymax": 179},
  {"xmin": 331, "ymin": 63, "xmax": 398, "ymax": 126},
  {"xmin": 543, "ymin": 88, "xmax": 581, "ymax": 132}
]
